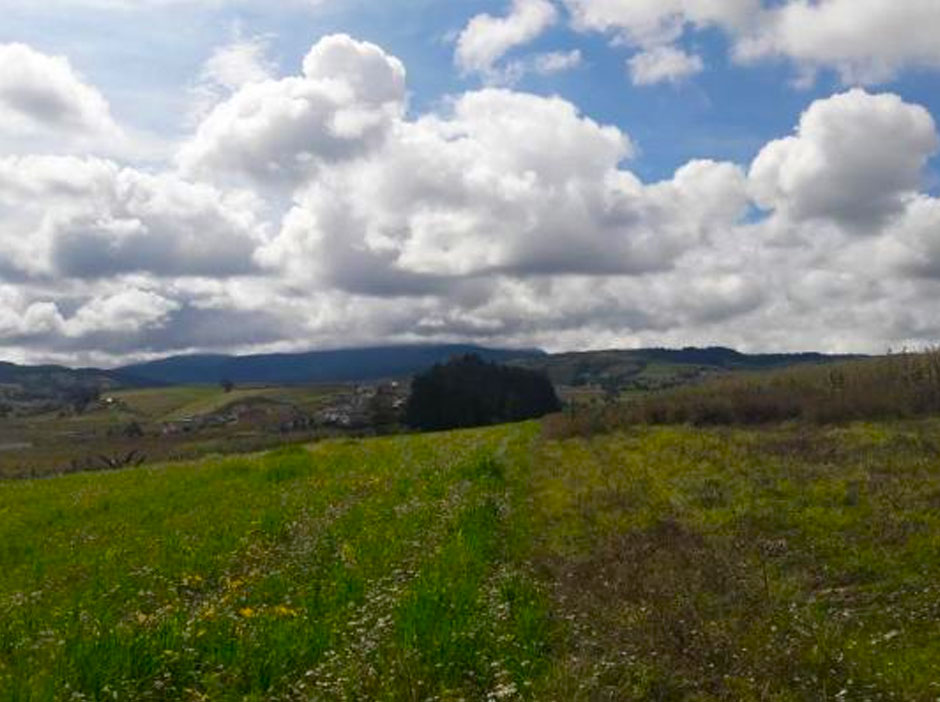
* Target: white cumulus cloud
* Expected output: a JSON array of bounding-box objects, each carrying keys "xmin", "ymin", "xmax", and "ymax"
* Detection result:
[
  {"xmin": 178, "ymin": 34, "xmax": 406, "ymax": 188},
  {"xmin": 564, "ymin": 0, "xmax": 758, "ymax": 47},
  {"xmin": 456, "ymin": 0, "xmax": 559, "ymax": 78},
  {"xmin": 0, "ymin": 43, "xmax": 130, "ymax": 156},
  {"xmin": 749, "ymin": 89, "xmax": 938, "ymax": 230},
  {"xmin": 565, "ymin": 0, "xmax": 940, "ymax": 86},
  {"xmin": 0, "ymin": 155, "xmax": 266, "ymax": 279},
  {"xmin": 628, "ymin": 46, "xmax": 704, "ymax": 86},
  {"xmin": 735, "ymin": 0, "xmax": 940, "ymax": 85},
  {"xmin": 4, "ymin": 34, "xmax": 940, "ymax": 362}
]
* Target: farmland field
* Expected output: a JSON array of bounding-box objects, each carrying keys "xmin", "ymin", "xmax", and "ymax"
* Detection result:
[
  {"xmin": 2, "ymin": 419, "xmax": 939, "ymax": 699},
  {"xmin": 113, "ymin": 386, "xmax": 345, "ymax": 422},
  {"xmin": 0, "ymin": 385, "xmax": 346, "ymax": 479}
]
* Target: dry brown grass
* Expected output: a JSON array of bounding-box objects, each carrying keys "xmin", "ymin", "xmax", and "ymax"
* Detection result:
[{"xmin": 545, "ymin": 349, "xmax": 940, "ymax": 438}]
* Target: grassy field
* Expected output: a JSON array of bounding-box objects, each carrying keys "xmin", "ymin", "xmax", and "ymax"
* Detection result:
[
  {"xmin": 531, "ymin": 422, "xmax": 940, "ymax": 700},
  {"xmin": 0, "ymin": 424, "xmax": 550, "ymax": 700},
  {"xmin": 113, "ymin": 386, "xmax": 344, "ymax": 422},
  {"xmin": 2, "ymin": 418, "xmax": 939, "ymax": 699}
]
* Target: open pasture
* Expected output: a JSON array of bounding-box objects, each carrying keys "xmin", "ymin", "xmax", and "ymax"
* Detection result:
[
  {"xmin": 0, "ymin": 423, "xmax": 549, "ymax": 700},
  {"xmin": 113, "ymin": 386, "xmax": 344, "ymax": 423},
  {"xmin": 1, "ymin": 418, "xmax": 939, "ymax": 699}
]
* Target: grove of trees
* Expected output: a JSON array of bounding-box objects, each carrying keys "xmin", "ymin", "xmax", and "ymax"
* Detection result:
[{"xmin": 405, "ymin": 354, "xmax": 561, "ymax": 431}]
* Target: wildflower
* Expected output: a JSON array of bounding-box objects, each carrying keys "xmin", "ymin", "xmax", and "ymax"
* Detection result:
[
  {"xmin": 489, "ymin": 682, "xmax": 517, "ymax": 700},
  {"xmin": 239, "ymin": 607, "xmax": 255, "ymax": 619},
  {"xmin": 340, "ymin": 543, "xmax": 357, "ymax": 566}
]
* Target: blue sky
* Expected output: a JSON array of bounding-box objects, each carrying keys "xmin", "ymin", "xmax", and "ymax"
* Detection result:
[
  {"xmin": 3, "ymin": 1, "xmax": 940, "ymax": 363},
  {"xmin": 3, "ymin": 0, "xmax": 937, "ymax": 181}
]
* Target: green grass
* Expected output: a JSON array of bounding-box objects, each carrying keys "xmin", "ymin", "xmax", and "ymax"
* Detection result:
[
  {"xmin": 113, "ymin": 385, "xmax": 341, "ymax": 422},
  {"xmin": 111, "ymin": 386, "xmax": 225, "ymax": 419},
  {"xmin": 2, "ymin": 418, "xmax": 939, "ymax": 699},
  {"xmin": 530, "ymin": 421, "xmax": 940, "ymax": 700},
  {"xmin": 0, "ymin": 423, "xmax": 552, "ymax": 700}
]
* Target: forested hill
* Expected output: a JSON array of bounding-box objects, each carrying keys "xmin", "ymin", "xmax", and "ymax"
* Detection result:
[{"xmin": 116, "ymin": 344, "xmax": 546, "ymax": 386}]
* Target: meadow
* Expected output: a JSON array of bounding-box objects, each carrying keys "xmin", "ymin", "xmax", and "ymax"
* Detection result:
[
  {"xmin": 0, "ymin": 424, "xmax": 550, "ymax": 700},
  {"xmin": 530, "ymin": 421, "xmax": 940, "ymax": 699},
  {"xmin": 2, "ymin": 411, "xmax": 939, "ymax": 699}
]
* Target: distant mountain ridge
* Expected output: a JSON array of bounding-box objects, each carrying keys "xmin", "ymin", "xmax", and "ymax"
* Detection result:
[
  {"xmin": 1, "ymin": 344, "xmax": 867, "ymax": 394},
  {"xmin": 116, "ymin": 344, "xmax": 546, "ymax": 386}
]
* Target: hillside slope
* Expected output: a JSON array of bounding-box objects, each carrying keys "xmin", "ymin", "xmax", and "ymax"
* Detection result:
[
  {"xmin": 118, "ymin": 344, "xmax": 545, "ymax": 385},
  {"xmin": 0, "ymin": 362, "xmax": 147, "ymax": 390},
  {"xmin": 0, "ymin": 362, "xmax": 152, "ymax": 415},
  {"xmin": 515, "ymin": 346, "xmax": 862, "ymax": 393}
]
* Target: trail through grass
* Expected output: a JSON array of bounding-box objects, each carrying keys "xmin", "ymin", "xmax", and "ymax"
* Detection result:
[
  {"xmin": 2, "ymin": 419, "xmax": 939, "ymax": 700},
  {"xmin": 0, "ymin": 424, "xmax": 552, "ymax": 700}
]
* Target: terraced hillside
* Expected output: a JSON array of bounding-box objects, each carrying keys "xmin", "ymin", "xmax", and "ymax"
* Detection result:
[{"xmin": 2, "ymin": 420, "xmax": 939, "ymax": 699}]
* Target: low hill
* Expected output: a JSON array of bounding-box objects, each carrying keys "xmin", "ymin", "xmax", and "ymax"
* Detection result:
[
  {"xmin": 118, "ymin": 344, "xmax": 545, "ymax": 386},
  {"xmin": 514, "ymin": 346, "xmax": 863, "ymax": 394},
  {"xmin": 0, "ymin": 362, "xmax": 144, "ymax": 389}
]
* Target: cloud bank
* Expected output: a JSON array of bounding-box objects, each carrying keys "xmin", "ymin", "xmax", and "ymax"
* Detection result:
[
  {"xmin": 560, "ymin": 0, "xmax": 940, "ymax": 87},
  {"xmin": 2, "ymin": 31, "xmax": 940, "ymax": 364}
]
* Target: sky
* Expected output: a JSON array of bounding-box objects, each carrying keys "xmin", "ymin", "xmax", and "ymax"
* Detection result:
[{"xmin": 2, "ymin": 0, "xmax": 940, "ymax": 366}]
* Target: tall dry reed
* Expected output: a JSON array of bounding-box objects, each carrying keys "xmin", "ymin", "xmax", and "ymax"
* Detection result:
[{"xmin": 545, "ymin": 349, "xmax": 940, "ymax": 438}]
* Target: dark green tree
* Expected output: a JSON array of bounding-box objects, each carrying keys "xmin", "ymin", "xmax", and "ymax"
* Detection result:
[
  {"xmin": 65, "ymin": 384, "xmax": 100, "ymax": 415},
  {"xmin": 368, "ymin": 385, "xmax": 401, "ymax": 432},
  {"xmin": 405, "ymin": 354, "xmax": 560, "ymax": 431}
]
